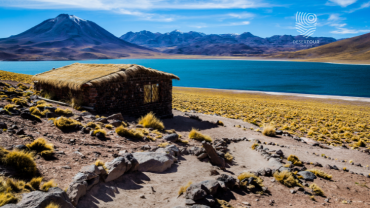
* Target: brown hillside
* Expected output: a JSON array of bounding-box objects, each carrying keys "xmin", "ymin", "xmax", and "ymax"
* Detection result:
[{"xmin": 273, "ymin": 32, "xmax": 370, "ymax": 61}]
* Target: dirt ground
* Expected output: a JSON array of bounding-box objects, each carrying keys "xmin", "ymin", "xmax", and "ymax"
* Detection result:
[{"xmin": 1, "ymin": 80, "xmax": 370, "ymax": 208}]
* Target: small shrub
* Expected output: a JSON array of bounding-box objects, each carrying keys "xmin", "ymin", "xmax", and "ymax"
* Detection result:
[
  {"xmin": 115, "ymin": 126, "xmax": 144, "ymax": 139},
  {"xmin": 2, "ymin": 150, "xmax": 37, "ymax": 176},
  {"xmin": 24, "ymin": 177, "xmax": 43, "ymax": 191},
  {"xmin": 216, "ymin": 120, "xmax": 224, "ymax": 126},
  {"xmin": 238, "ymin": 172, "xmax": 264, "ymax": 189},
  {"xmin": 251, "ymin": 143, "xmax": 259, "ymax": 150},
  {"xmin": 287, "ymin": 155, "xmax": 303, "ymax": 166},
  {"xmin": 138, "ymin": 112, "xmax": 164, "ymax": 130},
  {"xmin": 46, "ymin": 202, "xmax": 61, "ymax": 208},
  {"xmin": 262, "ymin": 123, "xmax": 276, "ymax": 137},
  {"xmin": 54, "ymin": 117, "xmax": 81, "ymax": 130},
  {"xmin": 188, "ymin": 128, "xmax": 212, "ymax": 142},
  {"xmin": 0, "ymin": 192, "xmax": 18, "ymax": 206},
  {"xmin": 54, "ymin": 108, "xmax": 72, "ymax": 115},
  {"xmin": 309, "ymin": 183, "xmax": 324, "ymax": 196},
  {"xmin": 105, "ymin": 124, "xmax": 114, "ymax": 129},
  {"xmin": 26, "ymin": 138, "xmax": 54, "ymax": 158},
  {"xmin": 11, "ymin": 98, "xmax": 27, "ymax": 106},
  {"xmin": 92, "ymin": 129, "xmax": 107, "ymax": 137},
  {"xmin": 224, "ymin": 152, "xmax": 234, "ymax": 162},
  {"xmin": 41, "ymin": 179, "xmax": 57, "ymax": 192},
  {"xmin": 308, "ymin": 169, "xmax": 332, "ymax": 180},
  {"xmin": 178, "ymin": 181, "xmax": 192, "ymax": 196},
  {"xmin": 273, "ymin": 170, "xmax": 303, "ymax": 187},
  {"xmin": 158, "ymin": 142, "xmax": 169, "ymax": 148}
]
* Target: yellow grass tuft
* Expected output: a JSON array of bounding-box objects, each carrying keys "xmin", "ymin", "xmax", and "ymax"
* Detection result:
[
  {"xmin": 287, "ymin": 155, "xmax": 303, "ymax": 166},
  {"xmin": 262, "ymin": 123, "xmax": 276, "ymax": 137},
  {"xmin": 54, "ymin": 108, "xmax": 72, "ymax": 115},
  {"xmin": 105, "ymin": 124, "xmax": 114, "ymax": 129},
  {"xmin": 274, "ymin": 170, "xmax": 303, "ymax": 187},
  {"xmin": 4, "ymin": 104, "xmax": 16, "ymax": 110},
  {"xmin": 26, "ymin": 138, "xmax": 54, "ymax": 158},
  {"xmin": 138, "ymin": 112, "xmax": 164, "ymax": 130},
  {"xmin": 158, "ymin": 142, "xmax": 169, "ymax": 148},
  {"xmin": 224, "ymin": 152, "xmax": 234, "ymax": 162},
  {"xmin": 53, "ymin": 117, "xmax": 81, "ymax": 129},
  {"xmin": 24, "ymin": 177, "xmax": 43, "ymax": 191},
  {"xmin": 178, "ymin": 181, "xmax": 192, "ymax": 196},
  {"xmin": 309, "ymin": 183, "xmax": 324, "ymax": 196},
  {"xmin": 2, "ymin": 150, "xmax": 37, "ymax": 176},
  {"xmin": 45, "ymin": 202, "xmax": 61, "ymax": 208},
  {"xmin": 178, "ymin": 139, "xmax": 189, "ymax": 144},
  {"xmin": 115, "ymin": 126, "xmax": 144, "ymax": 139},
  {"xmin": 0, "ymin": 192, "xmax": 18, "ymax": 206},
  {"xmin": 216, "ymin": 120, "xmax": 224, "ymax": 126},
  {"xmin": 0, "ymin": 70, "xmax": 32, "ymax": 83},
  {"xmin": 41, "ymin": 180, "xmax": 57, "ymax": 192},
  {"xmin": 92, "ymin": 129, "xmax": 107, "ymax": 137},
  {"xmin": 188, "ymin": 128, "xmax": 212, "ymax": 142},
  {"xmin": 11, "ymin": 98, "xmax": 27, "ymax": 106},
  {"xmin": 251, "ymin": 143, "xmax": 259, "ymax": 150},
  {"xmin": 238, "ymin": 172, "xmax": 264, "ymax": 189},
  {"xmin": 308, "ymin": 169, "xmax": 332, "ymax": 180}
]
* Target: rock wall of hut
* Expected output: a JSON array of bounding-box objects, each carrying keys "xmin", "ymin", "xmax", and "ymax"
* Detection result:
[{"xmin": 35, "ymin": 76, "xmax": 173, "ymax": 117}]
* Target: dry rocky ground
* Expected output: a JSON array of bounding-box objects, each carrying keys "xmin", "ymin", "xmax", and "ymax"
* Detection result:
[{"xmin": 0, "ymin": 80, "xmax": 370, "ymax": 208}]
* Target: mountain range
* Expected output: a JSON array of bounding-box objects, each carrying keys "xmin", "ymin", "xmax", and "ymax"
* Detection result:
[
  {"xmin": 120, "ymin": 30, "xmax": 337, "ymax": 56},
  {"xmin": 0, "ymin": 14, "xmax": 157, "ymax": 61}
]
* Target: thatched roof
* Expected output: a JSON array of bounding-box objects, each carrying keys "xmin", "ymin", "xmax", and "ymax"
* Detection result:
[{"xmin": 32, "ymin": 63, "xmax": 180, "ymax": 90}]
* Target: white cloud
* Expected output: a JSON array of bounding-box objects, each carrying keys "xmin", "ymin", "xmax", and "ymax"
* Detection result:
[
  {"xmin": 331, "ymin": 28, "xmax": 370, "ymax": 34},
  {"xmin": 349, "ymin": 1, "xmax": 370, "ymax": 12},
  {"xmin": 229, "ymin": 21, "xmax": 250, "ymax": 25},
  {"xmin": 328, "ymin": 0, "xmax": 357, "ymax": 7},
  {"xmin": 227, "ymin": 12, "xmax": 255, "ymax": 19}
]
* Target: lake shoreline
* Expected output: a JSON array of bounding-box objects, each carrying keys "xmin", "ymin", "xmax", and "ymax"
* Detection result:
[{"xmin": 174, "ymin": 86, "xmax": 370, "ymax": 103}]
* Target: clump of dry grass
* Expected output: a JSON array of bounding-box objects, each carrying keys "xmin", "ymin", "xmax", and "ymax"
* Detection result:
[
  {"xmin": 158, "ymin": 142, "xmax": 169, "ymax": 148},
  {"xmin": 138, "ymin": 112, "xmax": 164, "ymax": 130},
  {"xmin": 287, "ymin": 155, "xmax": 303, "ymax": 166},
  {"xmin": 26, "ymin": 138, "xmax": 54, "ymax": 158},
  {"xmin": 0, "ymin": 192, "xmax": 18, "ymax": 206},
  {"xmin": 29, "ymin": 106, "xmax": 50, "ymax": 118},
  {"xmin": 4, "ymin": 104, "xmax": 16, "ymax": 110},
  {"xmin": 24, "ymin": 177, "xmax": 43, "ymax": 191},
  {"xmin": 92, "ymin": 129, "xmax": 107, "ymax": 137},
  {"xmin": 274, "ymin": 170, "xmax": 303, "ymax": 187},
  {"xmin": 53, "ymin": 117, "xmax": 81, "ymax": 130},
  {"xmin": 178, "ymin": 181, "xmax": 192, "ymax": 196},
  {"xmin": 115, "ymin": 126, "xmax": 144, "ymax": 139},
  {"xmin": 224, "ymin": 152, "xmax": 234, "ymax": 162},
  {"xmin": 262, "ymin": 123, "xmax": 276, "ymax": 137},
  {"xmin": 45, "ymin": 202, "xmax": 61, "ymax": 208},
  {"xmin": 54, "ymin": 108, "xmax": 72, "ymax": 115},
  {"xmin": 309, "ymin": 183, "xmax": 324, "ymax": 196},
  {"xmin": 11, "ymin": 98, "xmax": 27, "ymax": 106},
  {"xmin": 94, "ymin": 159, "xmax": 108, "ymax": 172},
  {"xmin": 238, "ymin": 172, "xmax": 264, "ymax": 189},
  {"xmin": 251, "ymin": 143, "xmax": 259, "ymax": 150},
  {"xmin": 216, "ymin": 120, "xmax": 224, "ymax": 126},
  {"xmin": 2, "ymin": 150, "xmax": 37, "ymax": 176},
  {"xmin": 105, "ymin": 124, "xmax": 114, "ymax": 129},
  {"xmin": 308, "ymin": 169, "xmax": 332, "ymax": 180},
  {"xmin": 41, "ymin": 179, "xmax": 57, "ymax": 192},
  {"xmin": 0, "ymin": 70, "xmax": 32, "ymax": 83},
  {"xmin": 188, "ymin": 128, "xmax": 212, "ymax": 142}
]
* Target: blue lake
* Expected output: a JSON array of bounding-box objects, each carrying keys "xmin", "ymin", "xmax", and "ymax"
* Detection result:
[{"xmin": 1, "ymin": 59, "xmax": 370, "ymax": 97}]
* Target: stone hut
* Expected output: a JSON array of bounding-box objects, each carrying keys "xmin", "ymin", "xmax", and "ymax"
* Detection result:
[{"xmin": 32, "ymin": 63, "xmax": 179, "ymax": 117}]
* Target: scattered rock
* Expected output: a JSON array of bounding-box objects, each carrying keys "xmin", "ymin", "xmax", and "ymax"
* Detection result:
[
  {"xmin": 163, "ymin": 133, "xmax": 179, "ymax": 142},
  {"xmin": 298, "ymin": 171, "xmax": 317, "ymax": 181},
  {"xmin": 202, "ymin": 141, "xmax": 225, "ymax": 169},
  {"xmin": 133, "ymin": 152, "xmax": 175, "ymax": 172},
  {"xmin": 16, "ymin": 187, "xmax": 74, "ymax": 208}
]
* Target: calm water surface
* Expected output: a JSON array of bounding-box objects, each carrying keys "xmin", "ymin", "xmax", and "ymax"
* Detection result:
[{"xmin": 1, "ymin": 59, "xmax": 370, "ymax": 97}]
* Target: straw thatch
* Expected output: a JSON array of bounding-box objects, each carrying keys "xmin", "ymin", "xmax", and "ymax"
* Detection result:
[{"xmin": 32, "ymin": 63, "xmax": 180, "ymax": 90}]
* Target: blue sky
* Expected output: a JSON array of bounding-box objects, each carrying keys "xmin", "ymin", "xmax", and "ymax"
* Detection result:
[{"xmin": 0, "ymin": 0, "xmax": 369, "ymax": 39}]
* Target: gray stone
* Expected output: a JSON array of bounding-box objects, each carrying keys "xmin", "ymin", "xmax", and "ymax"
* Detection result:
[
  {"xmin": 202, "ymin": 141, "xmax": 225, "ymax": 169},
  {"xmin": 298, "ymin": 171, "xmax": 317, "ymax": 181},
  {"xmin": 165, "ymin": 145, "xmax": 180, "ymax": 157},
  {"xmin": 199, "ymin": 180, "xmax": 220, "ymax": 195},
  {"xmin": 105, "ymin": 153, "xmax": 138, "ymax": 182},
  {"xmin": 79, "ymin": 165, "xmax": 100, "ymax": 180},
  {"xmin": 197, "ymin": 153, "xmax": 208, "ymax": 160},
  {"xmin": 133, "ymin": 152, "xmax": 175, "ymax": 172},
  {"xmin": 268, "ymin": 158, "xmax": 283, "ymax": 169},
  {"xmin": 216, "ymin": 174, "xmax": 236, "ymax": 189},
  {"xmin": 107, "ymin": 113, "xmax": 124, "ymax": 121},
  {"xmin": 163, "ymin": 133, "xmax": 179, "ymax": 142},
  {"xmin": 185, "ymin": 184, "xmax": 207, "ymax": 200},
  {"xmin": 67, "ymin": 181, "xmax": 87, "ymax": 206},
  {"xmin": 86, "ymin": 177, "xmax": 100, "ymax": 190},
  {"xmin": 16, "ymin": 187, "xmax": 74, "ymax": 208}
]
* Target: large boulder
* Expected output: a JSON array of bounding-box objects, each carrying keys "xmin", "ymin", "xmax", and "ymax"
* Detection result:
[
  {"xmin": 156, "ymin": 145, "xmax": 180, "ymax": 157},
  {"xmin": 105, "ymin": 153, "xmax": 138, "ymax": 182},
  {"xmin": 79, "ymin": 165, "xmax": 100, "ymax": 180},
  {"xmin": 66, "ymin": 181, "xmax": 87, "ymax": 206},
  {"xmin": 133, "ymin": 152, "xmax": 175, "ymax": 172},
  {"xmin": 202, "ymin": 142, "xmax": 225, "ymax": 169},
  {"xmin": 163, "ymin": 133, "xmax": 179, "ymax": 142},
  {"xmin": 298, "ymin": 171, "xmax": 317, "ymax": 181},
  {"xmin": 17, "ymin": 187, "xmax": 74, "ymax": 208}
]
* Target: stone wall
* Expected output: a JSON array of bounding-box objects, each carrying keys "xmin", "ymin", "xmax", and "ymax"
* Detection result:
[{"xmin": 35, "ymin": 75, "xmax": 174, "ymax": 117}]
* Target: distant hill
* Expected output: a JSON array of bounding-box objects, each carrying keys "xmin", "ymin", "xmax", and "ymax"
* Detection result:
[
  {"xmin": 0, "ymin": 14, "xmax": 157, "ymax": 61},
  {"xmin": 272, "ymin": 32, "xmax": 370, "ymax": 61},
  {"xmin": 120, "ymin": 30, "xmax": 337, "ymax": 56}
]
